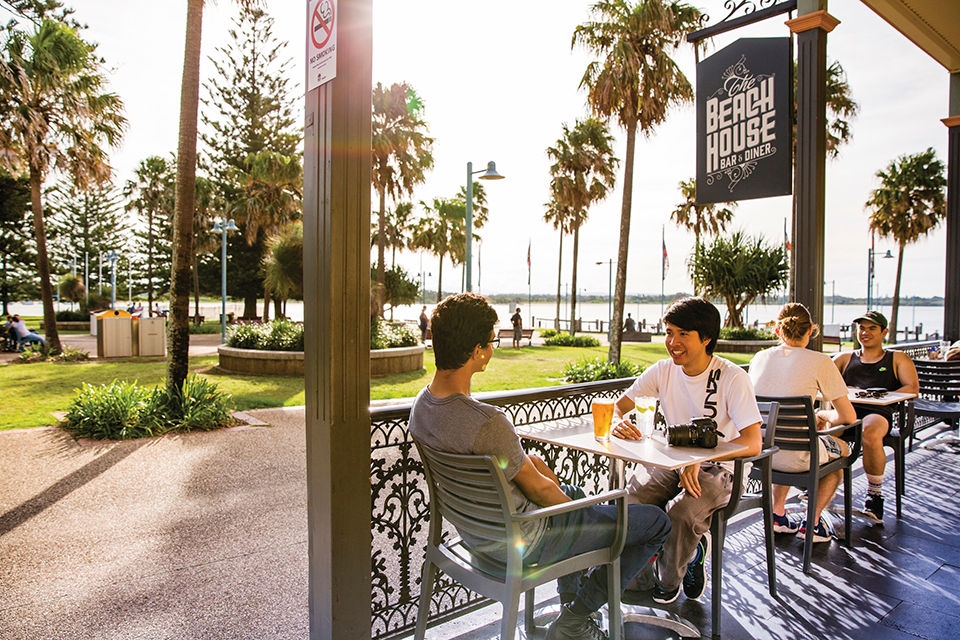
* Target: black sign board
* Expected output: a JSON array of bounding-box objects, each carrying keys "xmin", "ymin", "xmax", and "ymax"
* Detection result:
[{"xmin": 696, "ymin": 37, "xmax": 792, "ymax": 204}]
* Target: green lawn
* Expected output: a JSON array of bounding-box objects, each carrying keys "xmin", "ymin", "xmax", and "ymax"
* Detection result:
[{"xmin": 0, "ymin": 343, "xmax": 753, "ymax": 430}]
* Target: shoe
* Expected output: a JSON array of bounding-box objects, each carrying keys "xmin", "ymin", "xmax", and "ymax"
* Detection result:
[
  {"xmin": 862, "ymin": 495, "xmax": 885, "ymax": 524},
  {"xmin": 772, "ymin": 512, "xmax": 801, "ymax": 534},
  {"xmin": 682, "ymin": 533, "xmax": 710, "ymax": 600},
  {"xmin": 544, "ymin": 605, "xmax": 608, "ymax": 640},
  {"xmin": 797, "ymin": 517, "xmax": 833, "ymax": 543},
  {"xmin": 651, "ymin": 583, "xmax": 681, "ymax": 604}
]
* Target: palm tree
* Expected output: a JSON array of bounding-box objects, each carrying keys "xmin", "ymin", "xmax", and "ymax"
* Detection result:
[
  {"xmin": 669, "ymin": 178, "xmax": 736, "ymax": 294},
  {"xmin": 0, "ymin": 18, "xmax": 126, "ymax": 354},
  {"xmin": 125, "ymin": 156, "xmax": 175, "ymax": 316},
  {"xmin": 573, "ymin": 0, "xmax": 701, "ymax": 363},
  {"xmin": 543, "ymin": 200, "xmax": 574, "ymax": 330},
  {"xmin": 865, "ymin": 147, "xmax": 946, "ymax": 342},
  {"xmin": 192, "ymin": 175, "xmax": 219, "ymax": 320},
  {"xmin": 546, "ymin": 118, "xmax": 618, "ymax": 334},
  {"xmin": 410, "ymin": 198, "xmax": 463, "ymax": 302},
  {"xmin": 263, "ymin": 221, "xmax": 303, "ymax": 317},
  {"xmin": 371, "ymin": 82, "xmax": 434, "ymax": 308}
]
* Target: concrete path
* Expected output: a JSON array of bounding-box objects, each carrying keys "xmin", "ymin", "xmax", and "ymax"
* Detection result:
[{"xmin": 0, "ymin": 332, "xmax": 223, "ymax": 365}]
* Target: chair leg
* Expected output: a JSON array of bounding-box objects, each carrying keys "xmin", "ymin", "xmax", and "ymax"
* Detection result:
[
  {"xmin": 760, "ymin": 476, "xmax": 777, "ymax": 597},
  {"xmin": 523, "ymin": 589, "xmax": 535, "ymax": 637},
  {"xmin": 501, "ymin": 595, "xmax": 520, "ymax": 640},
  {"xmin": 414, "ymin": 561, "xmax": 437, "ymax": 640},
  {"xmin": 843, "ymin": 468, "xmax": 853, "ymax": 548},
  {"xmin": 895, "ymin": 440, "xmax": 905, "ymax": 518},
  {"xmin": 802, "ymin": 479, "xmax": 817, "ymax": 574},
  {"xmin": 710, "ymin": 515, "xmax": 726, "ymax": 640},
  {"xmin": 608, "ymin": 559, "xmax": 622, "ymax": 640}
]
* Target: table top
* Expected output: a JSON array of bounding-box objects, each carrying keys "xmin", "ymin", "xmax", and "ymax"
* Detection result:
[
  {"xmin": 847, "ymin": 388, "xmax": 917, "ymax": 407},
  {"xmin": 518, "ymin": 419, "xmax": 748, "ymax": 471}
]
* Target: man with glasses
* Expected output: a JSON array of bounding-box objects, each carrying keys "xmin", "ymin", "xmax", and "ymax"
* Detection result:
[
  {"xmin": 408, "ymin": 293, "xmax": 670, "ymax": 640},
  {"xmin": 833, "ymin": 311, "xmax": 918, "ymax": 523}
]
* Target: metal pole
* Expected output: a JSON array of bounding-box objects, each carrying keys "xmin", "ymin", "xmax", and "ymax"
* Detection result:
[
  {"xmin": 607, "ymin": 259, "xmax": 612, "ymax": 341},
  {"xmin": 221, "ymin": 223, "xmax": 228, "ymax": 344},
  {"xmin": 465, "ymin": 162, "xmax": 473, "ymax": 292}
]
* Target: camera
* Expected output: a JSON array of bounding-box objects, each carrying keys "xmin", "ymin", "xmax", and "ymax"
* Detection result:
[{"xmin": 666, "ymin": 417, "xmax": 722, "ymax": 448}]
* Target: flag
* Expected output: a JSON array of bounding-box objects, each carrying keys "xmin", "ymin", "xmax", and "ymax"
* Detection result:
[
  {"xmin": 526, "ymin": 240, "xmax": 531, "ymax": 285},
  {"xmin": 784, "ymin": 218, "xmax": 792, "ymax": 252},
  {"xmin": 662, "ymin": 237, "xmax": 669, "ymax": 280}
]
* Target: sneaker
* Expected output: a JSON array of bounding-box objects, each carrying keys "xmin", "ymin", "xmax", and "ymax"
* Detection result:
[
  {"xmin": 797, "ymin": 517, "xmax": 833, "ymax": 543},
  {"xmin": 651, "ymin": 583, "xmax": 681, "ymax": 604},
  {"xmin": 544, "ymin": 605, "xmax": 608, "ymax": 640},
  {"xmin": 862, "ymin": 495, "xmax": 885, "ymax": 524},
  {"xmin": 682, "ymin": 533, "xmax": 710, "ymax": 600},
  {"xmin": 772, "ymin": 512, "xmax": 801, "ymax": 534}
]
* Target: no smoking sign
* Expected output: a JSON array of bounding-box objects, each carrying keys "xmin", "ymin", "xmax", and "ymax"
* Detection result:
[{"xmin": 307, "ymin": 0, "xmax": 337, "ymax": 91}]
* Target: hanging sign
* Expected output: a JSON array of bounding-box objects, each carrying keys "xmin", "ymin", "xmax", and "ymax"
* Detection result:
[
  {"xmin": 696, "ymin": 37, "xmax": 792, "ymax": 204},
  {"xmin": 306, "ymin": 0, "xmax": 337, "ymax": 91}
]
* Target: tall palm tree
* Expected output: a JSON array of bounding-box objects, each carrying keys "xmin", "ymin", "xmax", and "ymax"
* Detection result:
[
  {"xmin": 0, "ymin": 18, "xmax": 126, "ymax": 354},
  {"xmin": 543, "ymin": 200, "xmax": 574, "ymax": 330},
  {"xmin": 669, "ymin": 177, "xmax": 736, "ymax": 294},
  {"xmin": 409, "ymin": 197, "xmax": 463, "ymax": 302},
  {"xmin": 371, "ymin": 82, "xmax": 434, "ymax": 307},
  {"xmin": 546, "ymin": 118, "xmax": 619, "ymax": 334},
  {"xmin": 573, "ymin": 0, "xmax": 701, "ymax": 363},
  {"xmin": 192, "ymin": 175, "xmax": 219, "ymax": 320},
  {"xmin": 263, "ymin": 220, "xmax": 303, "ymax": 316},
  {"xmin": 865, "ymin": 147, "xmax": 946, "ymax": 342}
]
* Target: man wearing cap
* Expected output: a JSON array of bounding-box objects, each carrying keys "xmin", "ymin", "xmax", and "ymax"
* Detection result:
[{"xmin": 832, "ymin": 311, "xmax": 918, "ymax": 523}]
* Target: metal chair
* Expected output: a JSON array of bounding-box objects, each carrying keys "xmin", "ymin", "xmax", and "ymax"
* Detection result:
[
  {"xmin": 708, "ymin": 400, "xmax": 779, "ymax": 639},
  {"xmin": 756, "ymin": 395, "xmax": 862, "ymax": 573},
  {"xmin": 882, "ymin": 399, "xmax": 915, "ymax": 517},
  {"xmin": 414, "ymin": 441, "xmax": 628, "ymax": 640}
]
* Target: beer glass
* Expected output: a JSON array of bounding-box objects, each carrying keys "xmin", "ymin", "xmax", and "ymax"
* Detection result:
[{"xmin": 591, "ymin": 398, "xmax": 615, "ymax": 442}]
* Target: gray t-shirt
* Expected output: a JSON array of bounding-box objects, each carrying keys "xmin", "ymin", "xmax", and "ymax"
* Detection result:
[{"xmin": 408, "ymin": 386, "xmax": 545, "ymax": 560}]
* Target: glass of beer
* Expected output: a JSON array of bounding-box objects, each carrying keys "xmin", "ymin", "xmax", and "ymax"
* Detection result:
[{"xmin": 591, "ymin": 398, "xmax": 615, "ymax": 443}]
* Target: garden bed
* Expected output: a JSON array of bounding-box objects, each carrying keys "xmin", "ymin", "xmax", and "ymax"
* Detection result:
[{"xmin": 218, "ymin": 344, "xmax": 425, "ymax": 377}]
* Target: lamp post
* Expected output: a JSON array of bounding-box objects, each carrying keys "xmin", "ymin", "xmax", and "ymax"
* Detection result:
[
  {"xmin": 213, "ymin": 218, "xmax": 238, "ymax": 343},
  {"xmin": 465, "ymin": 160, "xmax": 504, "ymax": 292},
  {"xmin": 105, "ymin": 250, "xmax": 119, "ymax": 309},
  {"xmin": 866, "ymin": 231, "xmax": 894, "ymax": 310},
  {"xmin": 596, "ymin": 259, "xmax": 613, "ymax": 340}
]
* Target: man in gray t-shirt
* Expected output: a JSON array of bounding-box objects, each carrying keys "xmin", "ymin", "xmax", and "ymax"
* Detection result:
[{"xmin": 409, "ymin": 293, "xmax": 670, "ymax": 640}]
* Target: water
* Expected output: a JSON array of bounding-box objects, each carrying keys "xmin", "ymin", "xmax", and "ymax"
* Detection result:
[{"xmin": 10, "ymin": 298, "xmax": 945, "ymax": 339}]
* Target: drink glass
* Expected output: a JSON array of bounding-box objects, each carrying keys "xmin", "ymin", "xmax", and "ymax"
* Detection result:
[
  {"xmin": 591, "ymin": 398, "xmax": 615, "ymax": 442},
  {"xmin": 635, "ymin": 397, "xmax": 656, "ymax": 439}
]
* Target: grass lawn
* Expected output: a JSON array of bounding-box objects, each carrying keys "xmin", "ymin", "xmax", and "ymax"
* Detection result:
[{"xmin": 0, "ymin": 342, "xmax": 753, "ymax": 431}]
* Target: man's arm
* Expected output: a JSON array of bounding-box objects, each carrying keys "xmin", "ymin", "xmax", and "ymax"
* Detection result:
[
  {"xmin": 832, "ymin": 351, "xmax": 851, "ymax": 375},
  {"xmin": 677, "ymin": 421, "xmax": 762, "ymax": 499},
  {"xmin": 512, "ymin": 455, "xmax": 572, "ymax": 507},
  {"xmin": 891, "ymin": 351, "xmax": 920, "ymax": 394}
]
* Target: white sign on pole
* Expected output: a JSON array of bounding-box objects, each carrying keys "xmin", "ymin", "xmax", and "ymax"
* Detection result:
[{"xmin": 306, "ymin": 0, "xmax": 337, "ymax": 92}]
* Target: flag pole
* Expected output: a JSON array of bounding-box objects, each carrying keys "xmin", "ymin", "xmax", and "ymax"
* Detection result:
[
  {"xmin": 527, "ymin": 239, "xmax": 532, "ymax": 327},
  {"xmin": 661, "ymin": 225, "xmax": 666, "ymax": 321}
]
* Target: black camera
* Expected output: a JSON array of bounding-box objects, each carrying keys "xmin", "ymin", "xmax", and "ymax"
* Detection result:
[{"xmin": 666, "ymin": 417, "xmax": 722, "ymax": 448}]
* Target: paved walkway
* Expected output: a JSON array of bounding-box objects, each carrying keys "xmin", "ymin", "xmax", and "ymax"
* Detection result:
[{"xmin": 0, "ymin": 331, "xmax": 223, "ymax": 364}]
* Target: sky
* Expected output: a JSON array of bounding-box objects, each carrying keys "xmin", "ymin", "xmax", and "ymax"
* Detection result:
[{"xmin": 48, "ymin": 0, "xmax": 954, "ymax": 302}]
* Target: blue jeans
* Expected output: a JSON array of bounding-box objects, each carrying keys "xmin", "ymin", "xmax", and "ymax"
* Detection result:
[
  {"xmin": 528, "ymin": 484, "xmax": 671, "ymax": 613},
  {"xmin": 18, "ymin": 332, "xmax": 44, "ymax": 351}
]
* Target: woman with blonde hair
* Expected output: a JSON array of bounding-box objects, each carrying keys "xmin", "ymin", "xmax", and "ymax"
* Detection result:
[{"xmin": 748, "ymin": 303, "xmax": 857, "ymax": 542}]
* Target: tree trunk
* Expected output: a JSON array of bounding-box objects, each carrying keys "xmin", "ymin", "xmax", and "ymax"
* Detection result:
[
  {"xmin": 376, "ymin": 185, "xmax": 387, "ymax": 312},
  {"xmin": 435, "ymin": 255, "xmax": 444, "ymax": 303},
  {"xmin": 263, "ymin": 288, "xmax": 272, "ymax": 322},
  {"xmin": 29, "ymin": 169, "xmax": 59, "ymax": 354},
  {"xmin": 167, "ymin": 0, "xmax": 204, "ymax": 399},
  {"xmin": 890, "ymin": 245, "xmax": 905, "ymax": 344},
  {"xmin": 570, "ymin": 223, "xmax": 580, "ymax": 336},
  {"xmin": 554, "ymin": 230, "xmax": 564, "ymax": 331},
  {"xmin": 192, "ymin": 255, "xmax": 200, "ymax": 318},
  {"xmin": 607, "ymin": 119, "xmax": 638, "ymax": 365}
]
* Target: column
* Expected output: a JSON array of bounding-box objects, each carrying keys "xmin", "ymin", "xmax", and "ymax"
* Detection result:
[{"xmin": 941, "ymin": 72, "xmax": 960, "ymax": 342}]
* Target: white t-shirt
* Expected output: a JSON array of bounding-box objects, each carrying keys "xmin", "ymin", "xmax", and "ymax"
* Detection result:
[
  {"xmin": 749, "ymin": 344, "xmax": 848, "ymax": 403},
  {"xmin": 623, "ymin": 356, "xmax": 761, "ymax": 473}
]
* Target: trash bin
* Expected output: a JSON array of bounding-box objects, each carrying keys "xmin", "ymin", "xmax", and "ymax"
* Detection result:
[
  {"xmin": 96, "ymin": 309, "xmax": 133, "ymax": 358},
  {"xmin": 132, "ymin": 316, "xmax": 165, "ymax": 357}
]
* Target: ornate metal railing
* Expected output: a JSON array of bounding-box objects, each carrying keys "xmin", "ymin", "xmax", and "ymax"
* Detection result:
[{"xmin": 369, "ymin": 379, "xmax": 632, "ymax": 640}]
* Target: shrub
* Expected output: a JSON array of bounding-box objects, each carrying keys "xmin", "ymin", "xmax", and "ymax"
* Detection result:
[
  {"xmin": 563, "ymin": 356, "xmax": 642, "ymax": 383},
  {"xmin": 719, "ymin": 326, "xmax": 776, "ymax": 341},
  {"xmin": 538, "ymin": 328, "xmax": 559, "ymax": 339},
  {"xmin": 226, "ymin": 318, "xmax": 304, "ymax": 351},
  {"xmin": 17, "ymin": 345, "xmax": 89, "ymax": 364},
  {"xmin": 62, "ymin": 375, "xmax": 234, "ymax": 440},
  {"xmin": 544, "ymin": 331, "xmax": 601, "ymax": 347},
  {"xmin": 371, "ymin": 317, "xmax": 419, "ymax": 350},
  {"xmin": 56, "ymin": 310, "xmax": 89, "ymax": 322}
]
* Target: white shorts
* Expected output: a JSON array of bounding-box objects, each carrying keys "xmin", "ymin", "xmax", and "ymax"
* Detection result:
[{"xmin": 772, "ymin": 434, "xmax": 844, "ymax": 473}]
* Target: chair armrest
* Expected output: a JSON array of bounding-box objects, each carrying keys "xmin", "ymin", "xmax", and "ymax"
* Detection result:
[
  {"xmin": 827, "ymin": 419, "xmax": 863, "ymax": 458},
  {"xmin": 720, "ymin": 445, "xmax": 778, "ymax": 519},
  {"xmin": 819, "ymin": 420, "xmax": 860, "ymax": 438},
  {"xmin": 738, "ymin": 444, "xmax": 779, "ymax": 466},
  {"xmin": 512, "ymin": 488, "xmax": 628, "ymax": 523}
]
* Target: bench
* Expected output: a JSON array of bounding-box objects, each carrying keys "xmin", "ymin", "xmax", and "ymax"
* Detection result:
[
  {"xmin": 822, "ymin": 324, "xmax": 842, "ymax": 351},
  {"xmin": 621, "ymin": 330, "xmax": 652, "ymax": 343},
  {"xmin": 910, "ymin": 359, "xmax": 960, "ymax": 448},
  {"xmin": 498, "ymin": 327, "xmax": 534, "ymax": 346}
]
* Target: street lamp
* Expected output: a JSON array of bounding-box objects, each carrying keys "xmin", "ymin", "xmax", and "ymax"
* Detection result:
[
  {"xmin": 104, "ymin": 251, "xmax": 119, "ymax": 309},
  {"xmin": 213, "ymin": 218, "xmax": 238, "ymax": 343},
  {"xmin": 596, "ymin": 259, "xmax": 613, "ymax": 340},
  {"xmin": 866, "ymin": 231, "xmax": 894, "ymax": 310},
  {"xmin": 465, "ymin": 160, "xmax": 504, "ymax": 292}
]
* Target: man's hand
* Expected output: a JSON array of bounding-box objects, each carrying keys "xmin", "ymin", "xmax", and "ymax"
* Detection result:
[
  {"xmin": 613, "ymin": 416, "xmax": 642, "ymax": 440},
  {"xmin": 678, "ymin": 462, "xmax": 703, "ymax": 498}
]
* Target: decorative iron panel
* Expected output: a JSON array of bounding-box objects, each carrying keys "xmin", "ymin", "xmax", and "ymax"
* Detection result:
[{"xmin": 369, "ymin": 379, "xmax": 631, "ymax": 639}]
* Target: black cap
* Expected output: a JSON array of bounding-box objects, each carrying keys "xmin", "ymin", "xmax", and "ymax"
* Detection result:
[{"xmin": 852, "ymin": 310, "xmax": 888, "ymax": 330}]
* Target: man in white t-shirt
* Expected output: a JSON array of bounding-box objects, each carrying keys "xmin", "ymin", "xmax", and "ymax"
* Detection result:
[{"xmin": 612, "ymin": 297, "xmax": 762, "ymax": 605}]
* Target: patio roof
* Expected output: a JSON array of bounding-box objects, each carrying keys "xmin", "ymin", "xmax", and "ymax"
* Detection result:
[{"xmin": 861, "ymin": 0, "xmax": 960, "ymax": 72}]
